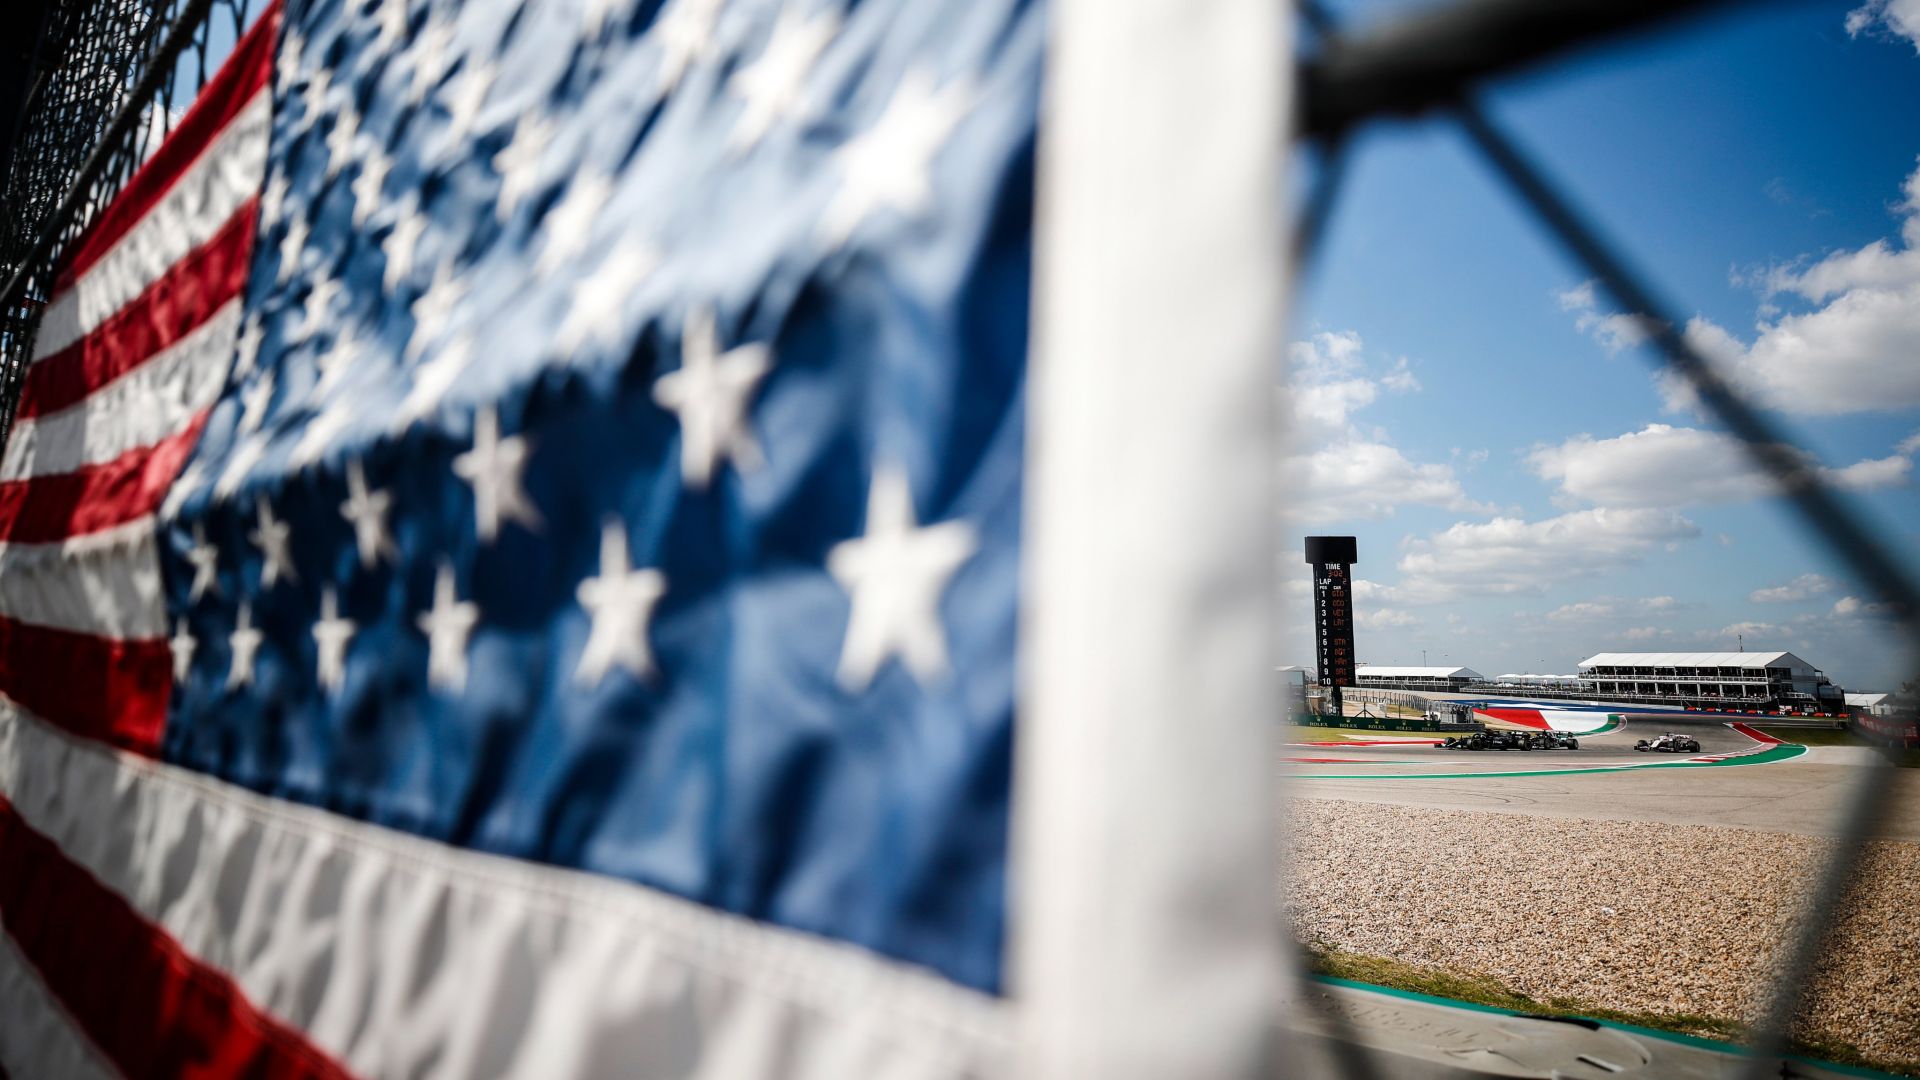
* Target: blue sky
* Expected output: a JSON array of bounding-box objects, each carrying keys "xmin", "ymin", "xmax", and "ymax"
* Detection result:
[{"xmin": 1286, "ymin": 0, "xmax": 1920, "ymax": 691}]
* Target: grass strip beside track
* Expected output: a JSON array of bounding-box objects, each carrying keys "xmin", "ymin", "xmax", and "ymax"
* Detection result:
[
  {"xmin": 1755, "ymin": 726, "xmax": 1920, "ymax": 768},
  {"xmin": 1303, "ymin": 948, "xmax": 1919, "ymax": 1078}
]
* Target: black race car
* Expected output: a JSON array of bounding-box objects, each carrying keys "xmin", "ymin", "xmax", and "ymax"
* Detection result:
[
  {"xmin": 1435, "ymin": 730, "xmax": 1533, "ymax": 751},
  {"xmin": 1634, "ymin": 732, "xmax": 1702, "ymax": 753},
  {"xmin": 1526, "ymin": 730, "xmax": 1580, "ymax": 750}
]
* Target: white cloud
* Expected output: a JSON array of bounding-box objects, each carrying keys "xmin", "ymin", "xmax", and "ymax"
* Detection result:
[
  {"xmin": 1396, "ymin": 508, "xmax": 1700, "ymax": 598},
  {"xmin": 1291, "ymin": 379, "xmax": 1378, "ymax": 441},
  {"xmin": 1380, "ymin": 358, "xmax": 1421, "ymax": 394},
  {"xmin": 1558, "ymin": 280, "xmax": 1657, "ymax": 354},
  {"xmin": 1358, "ymin": 608, "xmax": 1417, "ymax": 629},
  {"xmin": 1640, "ymin": 595, "xmax": 1677, "ymax": 611},
  {"xmin": 1528, "ymin": 423, "xmax": 1912, "ymax": 508},
  {"xmin": 1899, "ymin": 431, "xmax": 1920, "ymax": 456},
  {"xmin": 1847, "ymin": 0, "xmax": 1920, "ymax": 50},
  {"xmin": 1284, "ymin": 442, "xmax": 1485, "ymax": 523},
  {"xmin": 1718, "ymin": 621, "xmax": 1784, "ymax": 640},
  {"xmin": 1827, "ymin": 453, "xmax": 1914, "ymax": 490},
  {"xmin": 1547, "ymin": 601, "xmax": 1614, "ymax": 621},
  {"xmin": 1750, "ymin": 573, "xmax": 1842, "ymax": 603},
  {"xmin": 1678, "ymin": 161, "xmax": 1920, "ymax": 415},
  {"xmin": 1283, "ymin": 331, "xmax": 1481, "ymax": 523},
  {"xmin": 1833, "ymin": 595, "xmax": 1898, "ymax": 618},
  {"xmin": 1623, "ymin": 626, "xmax": 1673, "ymax": 641},
  {"xmin": 1289, "ymin": 330, "xmax": 1365, "ymax": 380}
]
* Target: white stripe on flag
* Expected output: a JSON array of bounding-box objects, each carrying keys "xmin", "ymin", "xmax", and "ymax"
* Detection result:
[
  {"xmin": 0, "ymin": 517, "xmax": 165, "ymax": 639},
  {"xmin": 1018, "ymin": 0, "xmax": 1290, "ymax": 1074},
  {"xmin": 31, "ymin": 91, "xmax": 270, "ymax": 363},
  {"xmin": 0, "ymin": 931, "xmax": 119, "ymax": 1080},
  {"xmin": 0, "ymin": 705, "xmax": 1011, "ymax": 1079},
  {"xmin": 3, "ymin": 299, "xmax": 240, "ymax": 483}
]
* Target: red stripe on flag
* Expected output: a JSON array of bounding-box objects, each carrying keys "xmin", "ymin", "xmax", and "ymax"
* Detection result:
[
  {"xmin": 0, "ymin": 794, "xmax": 354, "ymax": 1080},
  {"xmin": 55, "ymin": 4, "xmax": 279, "ymax": 289},
  {"xmin": 0, "ymin": 417, "xmax": 205, "ymax": 544},
  {"xmin": 21, "ymin": 205, "xmax": 256, "ymax": 420},
  {"xmin": 0, "ymin": 618, "xmax": 170, "ymax": 756}
]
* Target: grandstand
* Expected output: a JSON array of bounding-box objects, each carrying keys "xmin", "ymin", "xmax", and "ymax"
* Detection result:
[{"xmin": 1578, "ymin": 651, "xmax": 1845, "ymax": 713}]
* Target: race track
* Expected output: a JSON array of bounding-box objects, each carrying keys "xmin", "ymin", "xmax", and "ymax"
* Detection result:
[
  {"xmin": 1284, "ymin": 720, "xmax": 1774, "ymax": 774},
  {"xmin": 1284, "ymin": 721, "xmax": 1920, "ymax": 841}
]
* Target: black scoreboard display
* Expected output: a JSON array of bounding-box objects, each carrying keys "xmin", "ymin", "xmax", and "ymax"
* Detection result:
[{"xmin": 1304, "ymin": 536, "xmax": 1358, "ymax": 717}]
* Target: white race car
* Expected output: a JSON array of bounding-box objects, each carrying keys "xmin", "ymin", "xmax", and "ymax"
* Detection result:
[{"xmin": 1634, "ymin": 732, "xmax": 1701, "ymax": 753}]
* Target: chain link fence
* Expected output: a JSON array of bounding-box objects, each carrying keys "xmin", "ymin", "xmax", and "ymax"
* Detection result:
[
  {"xmin": 0, "ymin": 0, "xmax": 258, "ymax": 439},
  {"xmin": 0, "ymin": 0, "xmax": 1910, "ymax": 1074}
]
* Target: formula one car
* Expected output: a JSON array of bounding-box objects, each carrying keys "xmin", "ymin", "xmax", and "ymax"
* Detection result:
[
  {"xmin": 1526, "ymin": 731, "xmax": 1580, "ymax": 750},
  {"xmin": 1435, "ymin": 730, "xmax": 1532, "ymax": 751},
  {"xmin": 1634, "ymin": 732, "xmax": 1701, "ymax": 753}
]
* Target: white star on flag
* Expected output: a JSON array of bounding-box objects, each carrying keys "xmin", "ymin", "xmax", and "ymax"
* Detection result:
[
  {"xmin": 276, "ymin": 212, "xmax": 309, "ymax": 283},
  {"xmin": 238, "ymin": 371, "xmax": 275, "ymax": 434},
  {"xmin": 440, "ymin": 62, "xmax": 494, "ymax": 149},
  {"xmin": 418, "ymin": 561, "xmax": 479, "ymax": 692},
  {"xmin": 170, "ymin": 618, "xmax": 198, "ymax": 683},
  {"xmin": 324, "ymin": 105, "xmax": 361, "ymax": 178},
  {"xmin": 234, "ymin": 316, "xmax": 264, "ymax": 376},
  {"xmin": 275, "ymin": 26, "xmax": 304, "ymax": 92},
  {"xmin": 351, "ymin": 148, "xmax": 391, "ymax": 226},
  {"xmin": 651, "ymin": 308, "xmax": 770, "ymax": 489},
  {"xmin": 581, "ymin": 0, "xmax": 626, "ymax": 37},
  {"xmin": 406, "ymin": 260, "xmax": 467, "ymax": 358},
  {"xmin": 227, "ymin": 601, "xmax": 264, "ymax": 689},
  {"xmin": 535, "ymin": 172, "xmax": 613, "ymax": 275},
  {"xmin": 408, "ymin": 17, "xmax": 457, "ymax": 105},
  {"xmin": 313, "ymin": 326, "xmax": 364, "ymax": 400},
  {"xmin": 249, "ymin": 495, "xmax": 298, "ymax": 587},
  {"xmin": 820, "ymin": 70, "xmax": 973, "ymax": 249},
  {"xmin": 491, "ymin": 114, "xmax": 553, "ymax": 222},
  {"xmin": 827, "ymin": 464, "xmax": 977, "ymax": 691},
  {"xmin": 575, "ymin": 519, "xmax": 668, "ymax": 686},
  {"xmin": 340, "ymin": 459, "xmax": 398, "ymax": 567},
  {"xmin": 382, "ymin": 197, "xmax": 428, "ymax": 290},
  {"xmin": 651, "ymin": 0, "xmax": 725, "ymax": 100},
  {"xmin": 261, "ymin": 171, "xmax": 290, "ymax": 224},
  {"xmin": 374, "ymin": 0, "xmax": 410, "ymax": 50},
  {"xmin": 556, "ymin": 244, "xmax": 657, "ymax": 355},
  {"xmin": 294, "ymin": 274, "xmax": 342, "ymax": 344},
  {"xmin": 187, "ymin": 524, "xmax": 221, "ymax": 600},
  {"xmin": 728, "ymin": 8, "xmax": 839, "ymax": 150},
  {"xmin": 301, "ymin": 63, "xmax": 332, "ymax": 125},
  {"xmin": 312, "ymin": 587, "xmax": 357, "ymax": 693},
  {"xmin": 453, "ymin": 405, "xmax": 542, "ymax": 540}
]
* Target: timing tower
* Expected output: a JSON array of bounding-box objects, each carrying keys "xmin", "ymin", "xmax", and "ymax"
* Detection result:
[{"xmin": 1304, "ymin": 536, "xmax": 1358, "ymax": 717}]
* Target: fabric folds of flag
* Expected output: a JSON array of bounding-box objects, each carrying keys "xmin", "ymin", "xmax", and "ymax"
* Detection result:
[{"xmin": 0, "ymin": 0, "xmax": 1289, "ymax": 1074}]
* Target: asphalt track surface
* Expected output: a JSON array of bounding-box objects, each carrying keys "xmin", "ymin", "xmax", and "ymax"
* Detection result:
[
  {"xmin": 1285, "ymin": 721, "xmax": 1920, "ymax": 841},
  {"xmin": 1284, "ymin": 720, "xmax": 1757, "ymax": 770}
]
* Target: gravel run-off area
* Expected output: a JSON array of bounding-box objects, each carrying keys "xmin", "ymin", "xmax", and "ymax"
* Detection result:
[{"xmin": 1286, "ymin": 798, "xmax": 1920, "ymax": 1068}]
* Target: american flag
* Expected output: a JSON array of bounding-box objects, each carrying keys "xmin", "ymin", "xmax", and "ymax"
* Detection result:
[{"xmin": 0, "ymin": 0, "xmax": 1287, "ymax": 1074}]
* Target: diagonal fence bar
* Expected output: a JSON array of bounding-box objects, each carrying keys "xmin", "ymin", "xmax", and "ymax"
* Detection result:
[
  {"xmin": 1449, "ymin": 96, "xmax": 1918, "ymax": 1077},
  {"xmin": 1300, "ymin": 0, "xmax": 1791, "ymax": 140},
  {"xmin": 1291, "ymin": 0, "xmax": 1918, "ymax": 1072}
]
